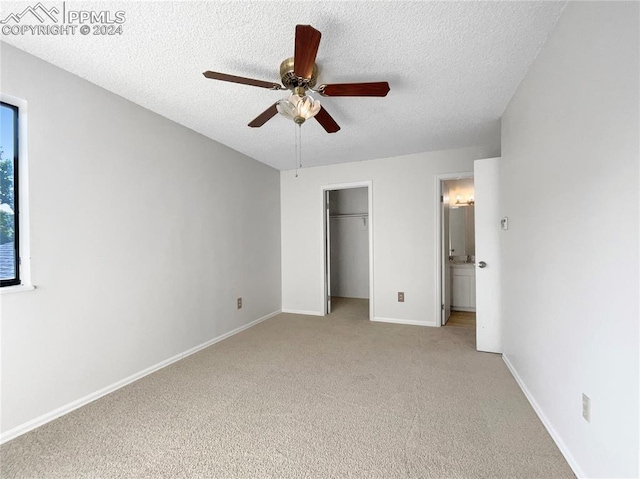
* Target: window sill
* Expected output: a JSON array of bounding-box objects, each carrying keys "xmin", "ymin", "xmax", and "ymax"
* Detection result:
[{"xmin": 0, "ymin": 284, "xmax": 35, "ymax": 295}]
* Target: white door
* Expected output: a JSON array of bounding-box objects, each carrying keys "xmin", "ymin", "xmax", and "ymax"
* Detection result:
[
  {"xmin": 474, "ymin": 157, "xmax": 501, "ymax": 353},
  {"xmin": 441, "ymin": 182, "xmax": 452, "ymax": 325},
  {"xmin": 325, "ymin": 190, "xmax": 332, "ymax": 314}
]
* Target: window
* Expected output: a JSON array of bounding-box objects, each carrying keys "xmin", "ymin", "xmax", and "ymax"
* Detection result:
[{"xmin": 1, "ymin": 101, "xmax": 19, "ymax": 287}]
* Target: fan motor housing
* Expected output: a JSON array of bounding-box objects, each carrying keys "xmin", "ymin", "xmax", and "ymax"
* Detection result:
[{"xmin": 280, "ymin": 57, "xmax": 318, "ymax": 90}]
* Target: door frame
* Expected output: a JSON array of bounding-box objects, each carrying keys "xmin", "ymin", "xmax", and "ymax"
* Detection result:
[
  {"xmin": 434, "ymin": 172, "xmax": 474, "ymax": 328},
  {"xmin": 321, "ymin": 181, "xmax": 374, "ymax": 320}
]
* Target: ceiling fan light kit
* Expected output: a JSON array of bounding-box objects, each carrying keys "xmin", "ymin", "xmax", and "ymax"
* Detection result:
[{"xmin": 276, "ymin": 87, "xmax": 321, "ymax": 125}]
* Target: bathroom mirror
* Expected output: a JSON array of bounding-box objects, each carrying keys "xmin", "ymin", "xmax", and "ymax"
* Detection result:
[{"xmin": 449, "ymin": 205, "xmax": 475, "ymax": 257}]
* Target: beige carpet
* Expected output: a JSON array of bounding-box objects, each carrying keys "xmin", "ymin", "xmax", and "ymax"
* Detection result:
[{"xmin": 1, "ymin": 301, "xmax": 574, "ymax": 478}]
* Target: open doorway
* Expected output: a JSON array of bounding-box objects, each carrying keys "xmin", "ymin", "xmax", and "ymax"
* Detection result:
[
  {"xmin": 437, "ymin": 175, "xmax": 476, "ymax": 328},
  {"xmin": 322, "ymin": 183, "xmax": 373, "ymax": 320}
]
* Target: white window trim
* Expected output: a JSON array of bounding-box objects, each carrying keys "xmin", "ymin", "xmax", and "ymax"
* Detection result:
[{"xmin": 1, "ymin": 93, "xmax": 33, "ymax": 294}]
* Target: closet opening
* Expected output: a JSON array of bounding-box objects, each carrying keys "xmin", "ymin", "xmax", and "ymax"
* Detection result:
[{"xmin": 322, "ymin": 183, "xmax": 373, "ymax": 320}]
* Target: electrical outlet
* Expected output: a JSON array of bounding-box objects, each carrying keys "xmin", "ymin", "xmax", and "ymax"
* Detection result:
[
  {"xmin": 237, "ymin": 297, "xmax": 242, "ymax": 309},
  {"xmin": 398, "ymin": 292, "xmax": 405, "ymax": 302},
  {"xmin": 582, "ymin": 393, "xmax": 590, "ymax": 423}
]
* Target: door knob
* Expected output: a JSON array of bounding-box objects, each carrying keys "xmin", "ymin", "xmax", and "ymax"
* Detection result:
[{"xmin": 478, "ymin": 261, "xmax": 487, "ymax": 268}]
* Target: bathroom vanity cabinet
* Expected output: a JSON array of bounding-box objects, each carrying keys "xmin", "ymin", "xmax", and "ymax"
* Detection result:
[{"xmin": 451, "ymin": 263, "xmax": 476, "ymax": 311}]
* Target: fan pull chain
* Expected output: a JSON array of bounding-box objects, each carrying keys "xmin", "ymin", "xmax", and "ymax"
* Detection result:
[
  {"xmin": 298, "ymin": 123, "xmax": 303, "ymax": 169},
  {"xmin": 294, "ymin": 122, "xmax": 299, "ymax": 177}
]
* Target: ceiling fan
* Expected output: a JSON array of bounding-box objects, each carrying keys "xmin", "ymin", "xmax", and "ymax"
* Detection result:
[{"xmin": 203, "ymin": 24, "xmax": 390, "ymax": 133}]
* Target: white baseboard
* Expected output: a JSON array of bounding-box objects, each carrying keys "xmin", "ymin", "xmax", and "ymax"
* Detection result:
[
  {"xmin": 502, "ymin": 354, "xmax": 585, "ymax": 478},
  {"xmin": 0, "ymin": 310, "xmax": 281, "ymax": 445},
  {"xmin": 281, "ymin": 309, "xmax": 324, "ymax": 316},
  {"xmin": 372, "ymin": 317, "xmax": 438, "ymax": 327}
]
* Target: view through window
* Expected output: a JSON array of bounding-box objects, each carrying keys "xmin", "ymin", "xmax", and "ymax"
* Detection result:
[{"xmin": 1, "ymin": 101, "xmax": 19, "ymax": 286}]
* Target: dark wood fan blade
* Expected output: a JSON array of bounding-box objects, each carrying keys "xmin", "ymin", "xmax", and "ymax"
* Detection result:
[
  {"xmin": 320, "ymin": 82, "xmax": 390, "ymax": 97},
  {"xmin": 248, "ymin": 103, "xmax": 279, "ymax": 128},
  {"xmin": 203, "ymin": 71, "xmax": 282, "ymax": 90},
  {"xmin": 294, "ymin": 25, "xmax": 321, "ymax": 79},
  {"xmin": 314, "ymin": 106, "xmax": 340, "ymax": 133}
]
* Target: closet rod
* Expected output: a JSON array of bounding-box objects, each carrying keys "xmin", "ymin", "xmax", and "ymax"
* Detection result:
[{"xmin": 329, "ymin": 213, "xmax": 368, "ymax": 218}]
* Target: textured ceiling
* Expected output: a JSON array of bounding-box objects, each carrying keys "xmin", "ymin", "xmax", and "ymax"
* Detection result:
[{"xmin": 1, "ymin": 1, "xmax": 566, "ymax": 170}]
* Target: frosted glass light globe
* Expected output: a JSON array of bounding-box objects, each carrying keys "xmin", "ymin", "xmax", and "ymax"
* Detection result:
[{"xmin": 276, "ymin": 92, "xmax": 321, "ymax": 124}]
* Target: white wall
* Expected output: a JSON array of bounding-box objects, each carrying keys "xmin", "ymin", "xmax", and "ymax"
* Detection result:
[
  {"xmin": 500, "ymin": 2, "xmax": 639, "ymax": 477},
  {"xmin": 0, "ymin": 44, "xmax": 281, "ymax": 438},
  {"xmin": 281, "ymin": 145, "xmax": 499, "ymax": 323},
  {"xmin": 329, "ymin": 188, "xmax": 369, "ymax": 299}
]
